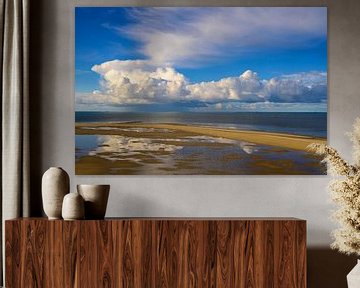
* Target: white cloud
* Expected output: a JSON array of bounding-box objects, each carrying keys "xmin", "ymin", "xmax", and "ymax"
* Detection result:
[
  {"xmin": 266, "ymin": 71, "xmax": 327, "ymax": 103},
  {"xmin": 76, "ymin": 59, "xmax": 327, "ymax": 109},
  {"xmin": 83, "ymin": 60, "xmax": 190, "ymax": 105},
  {"xmin": 187, "ymin": 70, "xmax": 266, "ymax": 102},
  {"xmin": 119, "ymin": 7, "xmax": 327, "ymax": 66}
]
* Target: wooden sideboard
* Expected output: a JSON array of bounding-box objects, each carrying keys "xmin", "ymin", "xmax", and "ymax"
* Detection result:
[{"xmin": 5, "ymin": 218, "xmax": 306, "ymax": 287}]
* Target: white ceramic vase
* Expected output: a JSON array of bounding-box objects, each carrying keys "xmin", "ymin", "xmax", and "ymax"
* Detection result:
[
  {"xmin": 62, "ymin": 192, "xmax": 85, "ymax": 220},
  {"xmin": 42, "ymin": 167, "xmax": 70, "ymax": 219},
  {"xmin": 77, "ymin": 184, "xmax": 110, "ymax": 219},
  {"xmin": 347, "ymin": 260, "xmax": 360, "ymax": 288}
]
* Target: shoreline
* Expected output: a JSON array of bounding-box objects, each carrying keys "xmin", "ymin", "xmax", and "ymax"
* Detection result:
[{"xmin": 76, "ymin": 122, "xmax": 326, "ymax": 152}]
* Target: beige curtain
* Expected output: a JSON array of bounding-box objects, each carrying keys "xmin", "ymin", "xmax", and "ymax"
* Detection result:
[{"xmin": 0, "ymin": 0, "xmax": 30, "ymax": 284}]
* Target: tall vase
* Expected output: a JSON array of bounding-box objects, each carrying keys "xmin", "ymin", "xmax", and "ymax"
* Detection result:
[
  {"xmin": 42, "ymin": 167, "xmax": 70, "ymax": 219},
  {"xmin": 347, "ymin": 260, "xmax": 360, "ymax": 288}
]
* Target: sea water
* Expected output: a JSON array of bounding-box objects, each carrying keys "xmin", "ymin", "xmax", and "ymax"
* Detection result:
[{"xmin": 75, "ymin": 111, "xmax": 327, "ymax": 138}]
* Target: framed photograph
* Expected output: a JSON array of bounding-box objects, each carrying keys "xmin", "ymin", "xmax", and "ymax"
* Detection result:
[{"xmin": 75, "ymin": 7, "xmax": 327, "ymax": 175}]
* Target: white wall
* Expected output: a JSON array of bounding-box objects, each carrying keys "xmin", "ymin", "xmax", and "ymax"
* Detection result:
[{"xmin": 30, "ymin": 0, "xmax": 360, "ymax": 248}]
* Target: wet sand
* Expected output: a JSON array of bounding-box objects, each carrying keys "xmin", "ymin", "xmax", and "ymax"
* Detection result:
[{"xmin": 75, "ymin": 122, "xmax": 326, "ymax": 175}]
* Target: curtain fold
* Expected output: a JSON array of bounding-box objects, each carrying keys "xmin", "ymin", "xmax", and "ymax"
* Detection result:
[{"xmin": 0, "ymin": 0, "xmax": 30, "ymax": 284}]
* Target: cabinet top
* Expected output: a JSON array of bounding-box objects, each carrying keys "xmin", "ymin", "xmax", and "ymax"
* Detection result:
[{"xmin": 6, "ymin": 217, "xmax": 305, "ymax": 222}]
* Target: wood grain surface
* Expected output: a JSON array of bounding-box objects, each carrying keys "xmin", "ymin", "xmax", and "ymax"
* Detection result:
[{"xmin": 5, "ymin": 218, "xmax": 306, "ymax": 288}]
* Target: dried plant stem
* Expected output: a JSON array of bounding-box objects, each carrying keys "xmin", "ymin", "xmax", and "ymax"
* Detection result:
[{"xmin": 308, "ymin": 118, "xmax": 360, "ymax": 256}]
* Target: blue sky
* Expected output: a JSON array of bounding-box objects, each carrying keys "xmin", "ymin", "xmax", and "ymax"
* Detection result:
[{"xmin": 75, "ymin": 7, "xmax": 327, "ymax": 112}]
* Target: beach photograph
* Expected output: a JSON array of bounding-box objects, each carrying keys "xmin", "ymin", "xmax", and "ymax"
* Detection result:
[{"xmin": 75, "ymin": 7, "xmax": 327, "ymax": 175}]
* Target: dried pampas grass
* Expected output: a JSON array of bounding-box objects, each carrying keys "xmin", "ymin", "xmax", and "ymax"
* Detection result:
[{"xmin": 309, "ymin": 118, "xmax": 360, "ymax": 256}]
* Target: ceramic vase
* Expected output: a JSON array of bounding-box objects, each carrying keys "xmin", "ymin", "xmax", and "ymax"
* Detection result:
[
  {"xmin": 347, "ymin": 259, "xmax": 360, "ymax": 288},
  {"xmin": 42, "ymin": 167, "xmax": 70, "ymax": 219},
  {"xmin": 77, "ymin": 184, "xmax": 110, "ymax": 219},
  {"xmin": 62, "ymin": 192, "xmax": 85, "ymax": 220}
]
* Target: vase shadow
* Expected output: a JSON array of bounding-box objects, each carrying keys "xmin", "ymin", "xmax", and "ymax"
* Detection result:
[{"xmin": 308, "ymin": 248, "xmax": 357, "ymax": 288}]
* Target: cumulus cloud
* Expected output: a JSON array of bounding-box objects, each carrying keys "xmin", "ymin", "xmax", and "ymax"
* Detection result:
[
  {"xmin": 266, "ymin": 71, "xmax": 327, "ymax": 103},
  {"xmin": 77, "ymin": 60, "xmax": 189, "ymax": 105},
  {"xmin": 117, "ymin": 7, "xmax": 327, "ymax": 66},
  {"xmin": 187, "ymin": 70, "xmax": 266, "ymax": 102},
  {"xmin": 76, "ymin": 59, "xmax": 327, "ymax": 108}
]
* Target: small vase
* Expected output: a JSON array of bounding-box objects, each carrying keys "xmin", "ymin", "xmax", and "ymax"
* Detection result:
[
  {"xmin": 77, "ymin": 184, "xmax": 110, "ymax": 219},
  {"xmin": 62, "ymin": 192, "xmax": 85, "ymax": 220},
  {"xmin": 347, "ymin": 259, "xmax": 360, "ymax": 288},
  {"xmin": 42, "ymin": 167, "xmax": 70, "ymax": 219}
]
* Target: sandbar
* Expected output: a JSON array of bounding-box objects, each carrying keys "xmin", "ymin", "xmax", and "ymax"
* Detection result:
[{"xmin": 76, "ymin": 122, "xmax": 326, "ymax": 152}]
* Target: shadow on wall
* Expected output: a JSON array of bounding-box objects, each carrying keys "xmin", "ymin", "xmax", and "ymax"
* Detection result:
[
  {"xmin": 308, "ymin": 248, "xmax": 357, "ymax": 288},
  {"xmin": 29, "ymin": 0, "xmax": 46, "ymax": 216}
]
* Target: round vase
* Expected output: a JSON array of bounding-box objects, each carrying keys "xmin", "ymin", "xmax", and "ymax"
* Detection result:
[
  {"xmin": 77, "ymin": 184, "xmax": 110, "ymax": 219},
  {"xmin": 62, "ymin": 192, "xmax": 85, "ymax": 220},
  {"xmin": 347, "ymin": 259, "xmax": 360, "ymax": 288},
  {"xmin": 42, "ymin": 167, "xmax": 70, "ymax": 219}
]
